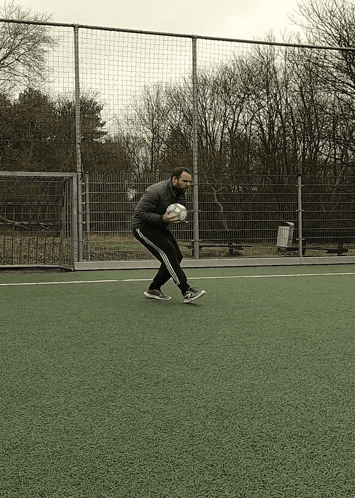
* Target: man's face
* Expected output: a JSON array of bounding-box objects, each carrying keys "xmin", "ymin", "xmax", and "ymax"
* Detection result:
[{"xmin": 172, "ymin": 171, "xmax": 192, "ymax": 194}]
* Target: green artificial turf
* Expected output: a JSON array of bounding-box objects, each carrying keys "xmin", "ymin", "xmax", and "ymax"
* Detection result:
[{"xmin": 1, "ymin": 266, "xmax": 355, "ymax": 497}]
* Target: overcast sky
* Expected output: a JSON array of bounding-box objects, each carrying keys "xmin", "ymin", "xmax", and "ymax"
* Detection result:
[{"xmin": 11, "ymin": 0, "xmax": 300, "ymax": 40}]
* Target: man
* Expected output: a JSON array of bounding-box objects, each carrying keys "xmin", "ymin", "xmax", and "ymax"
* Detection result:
[{"xmin": 132, "ymin": 167, "xmax": 206, "ymax": 303}]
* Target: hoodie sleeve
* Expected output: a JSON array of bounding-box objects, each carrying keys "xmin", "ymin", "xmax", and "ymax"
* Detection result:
[{"xmin": 133, "ymin": 187, "xmax": 166, "ymax": 225}]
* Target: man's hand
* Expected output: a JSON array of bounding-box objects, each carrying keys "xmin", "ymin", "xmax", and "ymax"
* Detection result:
[{"xmin": 163, "ymin": 212, "xmax": 178, "ymax": 223}]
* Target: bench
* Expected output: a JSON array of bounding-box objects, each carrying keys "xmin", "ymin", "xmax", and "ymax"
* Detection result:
[
  {"xmin": 304, "ymin": 242, "xmax": 349, "ymax": 256},
  {"xmin": 276, "ymin": 225, "xmax": 350, "ymax": 256},
  {"xmin": 277, "ymin": 241, "xmax": 349, "ymax": 256},
  {"xmin": 189, "ymin": 240, "xmax": 250, "ymax": 256}
]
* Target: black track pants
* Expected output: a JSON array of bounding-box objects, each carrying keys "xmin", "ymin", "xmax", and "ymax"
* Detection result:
[{"xmin": 133, "ymin": 226, "xmax": 189, "ymax": 294}]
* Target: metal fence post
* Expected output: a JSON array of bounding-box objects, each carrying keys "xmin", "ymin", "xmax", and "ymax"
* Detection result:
[
  {"xmin": 72, "ymin": 174, "xmax": 79, "ymax": 263},
  {"xmin": 298, "ymin": 174, "xmax": 303, "ymax": 258},
  {"xmin": 84, "ymin": 173, "xmax": 91, "ymax": 261},
  {"xmin": 192, "ymin": 37, "xmax": 200, "ymax": 259},
  {"xmin": 74, "ymin": 25, "xmax": 84, "ymax": 262}
]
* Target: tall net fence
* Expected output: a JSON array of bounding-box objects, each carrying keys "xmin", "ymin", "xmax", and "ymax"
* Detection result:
[
  {"xmin": 1, "ymin": 19, "xmax": 355, "ymax": 265},
  {"xmin": 78, "ymin": 29, "xmax": 193, "ymax": 135}
]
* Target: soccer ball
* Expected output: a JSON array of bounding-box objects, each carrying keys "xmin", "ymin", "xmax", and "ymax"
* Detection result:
[{"xmin": 166, "ymin": 203, "xmax": 187, "ymax": 223}]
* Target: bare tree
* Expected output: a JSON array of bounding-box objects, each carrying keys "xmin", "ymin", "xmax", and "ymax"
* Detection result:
[
  {"xmin": 0, "ymin": 1, "xmax": 55, "ymax": 94},
  {"xmin": 291, "ymin": 0, "xmax": 355, "ymax": 47},
  {"xmin": 291, "ymin": 0, "xmax": 355, "ymax": 177},
  {"xmin": 126, "ymin": 84, "xmax": 176, "ymax": 173},
  {"xmin": 291, "ymin": 0, "xmax": 355, "ymax": 93}
]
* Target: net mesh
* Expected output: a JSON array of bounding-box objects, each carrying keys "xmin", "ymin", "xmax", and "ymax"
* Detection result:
[{"xmin": 1, "ymin": 20, "xmax": 355, "ymax": 263}]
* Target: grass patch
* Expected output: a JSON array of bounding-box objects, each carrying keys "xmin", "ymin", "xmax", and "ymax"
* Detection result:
[{"xmin": 1, "ymin": 267, "xmax": 355, "ymax": 497}]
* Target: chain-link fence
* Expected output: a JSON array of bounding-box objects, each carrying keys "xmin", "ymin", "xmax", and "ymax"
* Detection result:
[{"xmin": 1, "ymin": 19, "xmax": 355, "ymax": 266}]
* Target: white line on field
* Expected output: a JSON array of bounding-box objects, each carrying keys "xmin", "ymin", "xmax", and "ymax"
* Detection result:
[{"xmin": 1, "ymin": 272, "xmax": 355, "ymax": 287}]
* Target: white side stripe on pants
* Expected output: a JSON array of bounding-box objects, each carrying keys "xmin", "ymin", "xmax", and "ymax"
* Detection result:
[{"xmin": 136, "ymin": 228, "xmax": 181, "ymax": 286}]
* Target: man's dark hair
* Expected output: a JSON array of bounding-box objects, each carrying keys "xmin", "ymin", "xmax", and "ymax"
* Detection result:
[{"xmin": 171, "ymin": 167, "xmax": 192, "ymax": 180}]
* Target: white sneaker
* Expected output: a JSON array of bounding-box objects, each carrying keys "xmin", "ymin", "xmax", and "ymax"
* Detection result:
[{"xmin": 183, "ymin": 287, "xmax": 206, "ymax": 303}]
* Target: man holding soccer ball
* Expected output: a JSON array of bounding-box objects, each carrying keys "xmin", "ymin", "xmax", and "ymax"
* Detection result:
[{"xmin": 132, "ymin": 167, "xmax": 206, "ymax": 303}]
